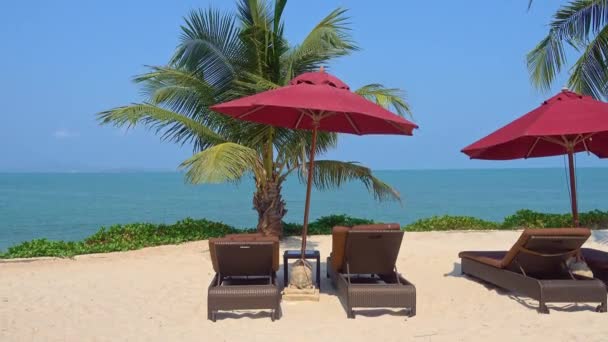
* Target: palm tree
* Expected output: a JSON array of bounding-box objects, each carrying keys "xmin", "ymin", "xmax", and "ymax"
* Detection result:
[
  {"xmin": 527, "ymin": 0, "xmax": 608, "ymax": 99},
  {"xmin": 98, "ymin": 0, "xmax": 411, "ymax": 236}
]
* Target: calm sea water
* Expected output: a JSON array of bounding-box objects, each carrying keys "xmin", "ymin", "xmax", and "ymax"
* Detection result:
[{"xmin": 1, "ymin": 168, "xmax": 607, "ymax": 251}]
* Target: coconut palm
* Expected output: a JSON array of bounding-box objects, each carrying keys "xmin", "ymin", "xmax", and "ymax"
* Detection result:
[
  {"xmin": 98, "ymin": 0, "xmax": 411, "ymax": 236},
  {"xmin": 527, "ymin": 0, "xmax": 608, "ymax": 99}
]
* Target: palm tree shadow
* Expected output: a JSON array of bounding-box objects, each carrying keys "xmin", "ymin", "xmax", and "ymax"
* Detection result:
[{"xmin": 458, "ymin": 268, "xmax": 601, "ymax": 313}]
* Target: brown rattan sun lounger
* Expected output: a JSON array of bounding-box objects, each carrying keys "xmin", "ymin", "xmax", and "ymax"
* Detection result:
[
  {"xmin": 327, "ymin": 224, "xmax": 416, "ymax": 319},
  {"xmin": 459, "ymin": 228, "xmax": 607, "ymax": 313},
  {"xmin": 581, "ymin": 247, "xmax": 608, "ymax": 286},
  {"xmin": 207, "ymin": 234, "xmax": 281, "ymax": 321}
]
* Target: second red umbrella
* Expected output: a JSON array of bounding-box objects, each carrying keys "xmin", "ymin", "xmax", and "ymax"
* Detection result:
[{"xmin": 462, "ymin": 89, "xmax": 608, "ymax": 226}]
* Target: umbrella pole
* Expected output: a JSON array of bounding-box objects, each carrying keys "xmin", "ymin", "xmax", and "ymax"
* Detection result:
[
  {"xmin": 567, "ymin": 149, "xmax": 580, "ymax": 227},
  {"xmin": 301, "ymin": 124, "xmax": 318, "ymax": 259}
]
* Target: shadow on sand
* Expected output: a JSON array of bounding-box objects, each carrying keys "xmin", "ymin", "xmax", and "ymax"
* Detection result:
[
  {"xmin": 446, "ymin": 262, "xmax": 600, "ymax": 313},
  {"xmin": 443, "ymin": 262, "xmax": 464, "ymax": 277},
  {"xmin": 212, "ymin": 310, "xmax": 276, "ymax": 321}
]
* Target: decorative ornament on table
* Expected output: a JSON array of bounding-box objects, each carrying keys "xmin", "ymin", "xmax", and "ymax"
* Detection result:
[{"xmin": 289, "ymin": 259, "xmax": 314, "ymax": 289}]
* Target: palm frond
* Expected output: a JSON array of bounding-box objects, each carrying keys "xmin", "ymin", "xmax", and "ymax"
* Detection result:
[
  {"xmin": 277, "ymin": 130, "xmax": 337, "ymax": 166},
  {"xmin": 135, "ymin": 66, "xmax": 217, "ymax": 115},
  {"xmin": 527, "ymin": 0, "xmax": 608, "ymax": 95},
  {"xmin": 283, "ymin": 8, "xmax": 357, "ymax": 81},
  {"xmin": 297, "ymin": 160, "xmax": 401, "ymax": 202},
  {"xmin": 568, "ymin": 25, "xmax": 608, "ymax": 98},
  {"xmin": 237, "ymin": 0, "xmax": 273, "ymax": 28},
  {"xmin": 232, "ymin": 71, "xmax": 282, "ymax": 96},
  {"xmin": 171, "ymin": 8, "xmax": 244, "ymax": 93},
  {"xmin": 97, "ymin": 104, "xmax": 226, "ymax": 150},
  {"xmin": 550, "ymin": 0, "xmax": 608, "ymax": 43},
  {"xmin": 527, "ymin": 33, "xmax": 567, "ymax": 92},
  {"xmin": 180, "ymin": 142, "xmax": 262, "ymax": 184},
  {"xmin": 273, "ymin": 0, "xmax": 287, "ymax": 35},
  {"xmin": 355, "ymin": 84, "xmax": 412, "ymax": 117}
]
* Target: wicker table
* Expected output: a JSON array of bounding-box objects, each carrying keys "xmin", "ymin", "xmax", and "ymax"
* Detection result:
[{"xmin": 283, "ymin": 250, "xmax": 321, "ymax": 290}]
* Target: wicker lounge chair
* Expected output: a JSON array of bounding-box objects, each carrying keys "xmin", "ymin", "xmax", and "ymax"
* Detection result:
[
  {"xmin": 327, "ymin": 224, "xmax": 416, "ymax": 319},
  {"xmin": 459, "ymin": 228, "xmax": 607, "ymax": 313},
  {"xmin": 581, "ymin": 248, "xmax": 608, "ymax": 286},
  {"xmin": 207, "ymin": 234, "xmax": 281, "ymax": 321}
]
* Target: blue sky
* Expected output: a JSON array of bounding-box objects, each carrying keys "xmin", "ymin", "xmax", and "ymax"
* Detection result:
[{"xmin": 0, "ymin": 0, "xmax": 601, "ymax": 171}]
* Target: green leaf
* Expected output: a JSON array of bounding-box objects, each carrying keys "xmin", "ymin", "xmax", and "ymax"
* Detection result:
[
  {"xmin": 97, "ymin": 104, "xmax": 226, "ymax": 150},
  {"xmin": 527, "ymin": 0, "xmax": 608, "ymax": 98},
  {"xmin": 355, "ymin": 83, "xmax": 413, "ymax": 117},
  {"xmin": 527, "ymin": 33, "xmax": 567, "ymax": 92},
  {"xmin": 180, "ymin": 142, "xmax": 262, "ymax": 183},
  {"xmin": 172, "ymin": 8, "xmax": 244, "ymax": 92},
  {"xmin": 299, "ymin": 160, "xmax": 401, "ymax": 202},
  {"xmin": 283, "ymin": 8, "xmax": 357, "ymax": 81},
  {"xmin": 568, "ymin": 25, "xmax": 608, "ymax": 98}
]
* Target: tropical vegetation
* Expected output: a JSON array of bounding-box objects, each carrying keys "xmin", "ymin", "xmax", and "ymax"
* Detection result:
[
  {"xmin": 3, "ymin": 209, "xmax": 607, "ymax": 259},
  {"xmin": 97, "ymin": 0, "xmax": 411, "ymax": 237},
  {"xmin": 527, "ymin": 0, "xmax": 608, "ymax": 99}
]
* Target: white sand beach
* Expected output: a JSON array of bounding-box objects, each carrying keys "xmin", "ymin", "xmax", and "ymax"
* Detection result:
[{"xmin": 1, "ymin": 231, "xmax": 608, "ymax": 342}]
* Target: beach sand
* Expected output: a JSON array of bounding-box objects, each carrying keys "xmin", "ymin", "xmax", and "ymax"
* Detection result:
[{"xmin": 1, "ymin": 231, "xmax": 608, "ymax": 341}]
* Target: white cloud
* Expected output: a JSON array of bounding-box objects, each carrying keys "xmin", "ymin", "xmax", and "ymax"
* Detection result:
[{"xmin": 53, "ymin": 129, "xmax": 80, "ymax": 139}]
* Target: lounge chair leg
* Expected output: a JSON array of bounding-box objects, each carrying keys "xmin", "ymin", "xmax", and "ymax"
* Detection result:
[
  {"xmin": 271, "ymin": 310, "xmax": 276, "ymax": 322},
  {"xmin": 408, "ymin": 307, "xmax": 416, "ymax": 317},
  {"xmin": 210, "ymin": 311, "xmax": 217, "ymax": 322},
  {"xmin": 538, "ymin": 302, "xmax": 550, "ymax": 314},
  {"xmin": 597, "ymin": 300, "xmax": 607, "ymax": 313},
  {"xmin": 347, "ymin": 309, "xmax": 355, "ymax": 319},
  {"xmin": 275, "ymin": 305, "xmax": 282, "ymax": 319}
]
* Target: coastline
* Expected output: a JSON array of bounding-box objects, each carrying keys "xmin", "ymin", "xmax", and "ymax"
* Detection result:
[
  {"xmin": 3, "ymin": 210, "xmax": 608, "ymax": 259},
  {"xmin": 3, "ymin": 168, "xmax": 608, "ymax": 250}
]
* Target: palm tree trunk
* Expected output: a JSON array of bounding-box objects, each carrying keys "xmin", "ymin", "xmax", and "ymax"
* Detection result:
[{"xmin": 253, "ymin": 176, "xmax": 286, "ymax": 236}]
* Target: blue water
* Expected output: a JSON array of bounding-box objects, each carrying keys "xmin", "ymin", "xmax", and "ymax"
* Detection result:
[{"xmin": 1, "ymin": 168, "xmax": 607, "ymax": 251}]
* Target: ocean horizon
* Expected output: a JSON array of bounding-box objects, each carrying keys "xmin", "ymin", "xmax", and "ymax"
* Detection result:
[{"xmin": 1, "ymin": 167, "xmax": 607, "ymax": 251}]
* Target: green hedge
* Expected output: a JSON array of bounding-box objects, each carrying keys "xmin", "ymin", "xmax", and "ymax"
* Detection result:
[
  {"xmin": 0, "ymin": 215, "xmax": 370, "ymax": 259},
  {"xmin": 404, "ymin": 215, "xmax": 500, "ymax": 231},
  {"xmin": 1, "ymin": 218, "xmax": 238, "ymax": 259},
  {"xmin": 2, "ymin": 210, "xmax": 607, "ymax": 259},
  {"xmin": 502, "ymin": 209, "xmax": 608, "ymax": 229}
]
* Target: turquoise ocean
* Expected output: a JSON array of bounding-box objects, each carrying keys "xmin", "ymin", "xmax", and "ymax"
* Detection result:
[{"xmin": 1, "ymin": 168, "xmax": 607, "ymax": 251}]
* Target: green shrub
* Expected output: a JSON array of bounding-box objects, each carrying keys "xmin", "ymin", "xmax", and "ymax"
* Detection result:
[
  {"xmin": 502, "ymin": 209, "xmax": 608, "ymax": 229},
  {"xmin": 2, "ymin": 210, "xmax": 607, "ymax": 259},
  {"xmin": 2, "ymin": 218, "xmax": 240, "ymax": 259},
  {"xmin": 2, "ymin": 239, "xmax": 84, "ymax": 258},
  {"xmin": 404, "ymin": 215, "xmax": 500, "ymax": 231},
  {"xmin": 282, "ymin": 214, "xmax": 374, "ymax": 236}
]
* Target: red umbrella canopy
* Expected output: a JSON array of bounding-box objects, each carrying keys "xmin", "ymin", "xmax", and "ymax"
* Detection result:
[
  {"xmin": 462, "ymin": 90, "xmax": 608, "ymax": 160},
  {"xmin": 210, "ymin": 70, "xmax": 418, "ymax": 135}
]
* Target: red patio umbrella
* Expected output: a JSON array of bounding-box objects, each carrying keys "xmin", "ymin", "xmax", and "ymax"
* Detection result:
[
  {"xmin": 211, "ymin": 69, "xmax": 418, "ymax": 257},
  {"xmin": 462, "ymin": 89, "xmax": 608, "ymax": 226}
]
